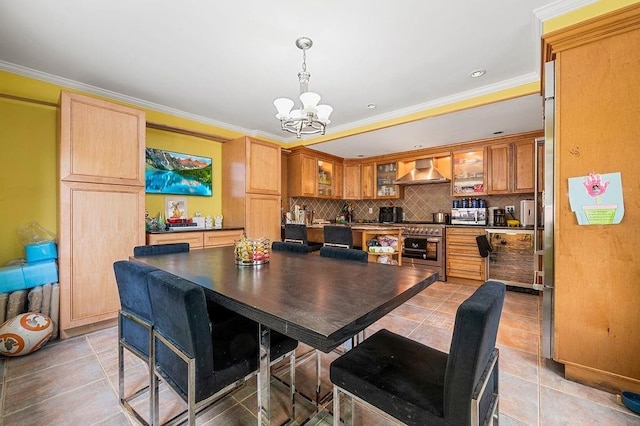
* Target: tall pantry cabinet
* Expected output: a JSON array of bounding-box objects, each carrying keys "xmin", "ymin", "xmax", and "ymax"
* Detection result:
[
  {"xmin": 222, "ymin": 136, "xmax": 282, "ymax": 242},
  {"xmin": 543, "ymin": 4, "xmax": 640, "ymax": 394},
  {"xmin": 58, "ymin": 91, "xmax": 146, "ymax": 338}
]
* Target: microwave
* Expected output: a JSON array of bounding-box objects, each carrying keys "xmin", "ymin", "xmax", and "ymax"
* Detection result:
[
  {"xmin": 450, "ymin": 208, "xmax": 487, "ymax": 225},
  {"xmin": 379, "ymin": 206, "xmax": 403, "ymax": 223}
]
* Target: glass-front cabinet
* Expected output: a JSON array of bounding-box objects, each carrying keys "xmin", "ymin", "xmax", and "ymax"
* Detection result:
[
  {"xmin": 452, "ymin": 150, "xmax": 486, "ymax": 196},
  {"xmin": 317, "ymin": 160, "xmax": 334, "ymax": 197},
  {"xmin": 375, "ymin": 162, "xmax": 401, "ymax": 199}
]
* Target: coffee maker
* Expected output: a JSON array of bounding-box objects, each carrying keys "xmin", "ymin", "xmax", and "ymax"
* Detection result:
[{"xmin": 493, "ymin": 208, "xmax": 506, "ymax": 226}]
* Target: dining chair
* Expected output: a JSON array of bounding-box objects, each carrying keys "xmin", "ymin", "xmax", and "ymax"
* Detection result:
[
  {"xmin": 284, "ymin": 224, "xmax": 322, "ymax": 252},
  {"xmin": 330, "ymin": 280, "xmax": 506, "ymax": 426},
  {"xmin": 323, "ymin": 225, "xmax": 353, "ymax": 249},
  {"xmin": 133, "ymin": 242, "xmax": 190, "ymax": 256},
  {"xmin": 319, "ymin": 246, "xmax": 368, "ymax": 263},
  {"xmin": 112, "ymin": 260, "xmax": 160, "ymax": 426},
  {"xmin": 272, "ymin": 241, "xmax": 311, "ymax": 253},
  {"xmin": 147, "ymin": 270, "xmax": 299, "ymax": 426}
]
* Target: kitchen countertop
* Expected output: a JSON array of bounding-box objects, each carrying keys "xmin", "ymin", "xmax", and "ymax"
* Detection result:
[{"xmin": 147, "ymin": 226, "xmax": 244, "ymax": 234}]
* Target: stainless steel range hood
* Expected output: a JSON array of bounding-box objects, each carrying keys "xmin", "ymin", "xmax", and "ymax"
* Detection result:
[{"xmin": 394, "ymin": 158, "xmax": 450, "ymax": 185}]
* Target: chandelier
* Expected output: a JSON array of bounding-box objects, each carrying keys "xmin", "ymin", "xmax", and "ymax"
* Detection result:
[{"xmin": 273, "ymin": 37, "xmax": 333, "ymax": 138}]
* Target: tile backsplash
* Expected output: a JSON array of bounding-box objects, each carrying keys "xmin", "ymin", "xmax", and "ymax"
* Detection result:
[{"xmin": 290, "ymin": 184, "xmax": 535, "ymax": 222}]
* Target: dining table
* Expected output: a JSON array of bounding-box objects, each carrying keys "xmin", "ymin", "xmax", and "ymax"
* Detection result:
[{"xmin": 132, "ymin": 245, "xmax": 439, "ymax": 425}]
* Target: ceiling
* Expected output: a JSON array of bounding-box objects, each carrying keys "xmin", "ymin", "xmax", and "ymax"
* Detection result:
[{"xmin": 0, "ymin": 1, "xmax": 584, "ymax": 158}]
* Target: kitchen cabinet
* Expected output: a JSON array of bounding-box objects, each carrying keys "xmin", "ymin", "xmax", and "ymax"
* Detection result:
[
  {"xmin": 445, "ymin": 227, "xmax": 485, "ymax": 283},
  {"xmin": 486, "ymin": 137, "xmax": 538, "ymax": 194},
  {"xmin": 58, "ymin": 91, "xmax": 146, "ymax": 338},
  {"xmin": 343, "ymin": 163, "xmax": 362, "ymax": 199},
  {"xmin": 361, "ymin": 163, "xmax": 374, "ymax": 199},
  {"xmin": 543, "ymin": 6, "xmax": 640, "ymax": 394},
  {"xmin": 223, "ymin": 136, "xmax": 282, "ymax": 242},
  {"xmin": 288, "ymin": 147, "xmax": 343, "ymax": 198},
  {"xmin": 375, "ymin": 162, "xmax": 402, "ymax": 199},
  {"xmin": 451, "ymin": 150, "xmax": 486, "ymax": 196},
  {"xmin": 361, "ymin": 228, "xmax": 403, "ymax": 266},
  {"xmin": 146, "ymin": 229, "xmax": 244, "ymax": 249}
]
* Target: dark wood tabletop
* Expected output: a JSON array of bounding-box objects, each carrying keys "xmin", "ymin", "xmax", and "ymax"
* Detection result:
[{"xmin": 132, "ymin": 246, "xmax": 438, "ymax": 352}]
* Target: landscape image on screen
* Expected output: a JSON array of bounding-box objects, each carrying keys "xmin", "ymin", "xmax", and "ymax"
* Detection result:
[{"xmin": 145, "ymin": 148, "xmax": 212, "ymax": 196}]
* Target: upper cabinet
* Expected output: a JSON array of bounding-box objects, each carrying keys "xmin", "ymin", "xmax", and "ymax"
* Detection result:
[
  {"xmin": 343, "ymin": 162, "xmax": 361, "ymax": 199},
  {"xmin": 486, "ymin": 137, "xmax": 538, "ymax": 194},
  {"xmin": 222, "ymin": 136, "xmax": 281, "ymax": 241},
  {"xmin": 375, "ymin": 162, "xmax": 402, "ymax": 199},
  {"xmin": 452, "ymin": 149, "xmax": 486, "ymax": 196},
  {"xmin": 361, "ymin": 163, "xmax": 374, "ymax": 199},
  {"xmin": 288, "ymin": 147, "xmax": 342, "ymax": 199}
]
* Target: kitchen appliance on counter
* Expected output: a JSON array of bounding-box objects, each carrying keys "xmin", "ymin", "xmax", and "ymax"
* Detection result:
[
  {"xmin": 399, "ymin": 223, "xmax": 446, "ymax": 281},
  {"xmin": 493, "ymin": 209, "xmax": 506, "ymax": 226},
  {"xmin": 520, "ymin": 200, "xmax": 535, "ymax": 226},
  {"xmin": 379, "ymin": 206, "xmax": 403, "ymax": 223},
  {"xmin": 486, "ymin": 228, "xmax": 535, "ymax": 288},
  {"xmin": 450, "ymin": 208, "xmax": 487, "ymax": 226},
  {"xmin": 432, "ymin": 211, "xmax": 449, "ymax": 224}
]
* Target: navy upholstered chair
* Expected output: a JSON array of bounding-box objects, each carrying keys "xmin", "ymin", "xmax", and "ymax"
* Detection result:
[
  {"xmin": 284, "ymin": 224, "xmax": 322, "ymax": 252},
  {"xmin": 147, "ymin": 270, "xmax": 298, "ymax": 425},
  {"xmin": 330, "ymin": 280, "xmax": 506, "ymax": 426},
  {"xmin": 133, "ymin": 242, "xmax": 190, "ymax": 256},
  {"xmin": 113, "ymin": 260, "xmax": 160, "ymax": 426},
  {"xmin": 272, "ymin": 241, "xmax": 311, "ymax": 253},
  {"xmin": 319, "ymin": 246, "xmax": 368, "ymax": 263},
  {"xmin": 323, "ymin": 225, "xmax": 353, "ymax": 249}
]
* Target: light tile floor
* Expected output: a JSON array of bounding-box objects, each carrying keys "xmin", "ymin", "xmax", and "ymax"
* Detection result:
[{"xmin": 1, "ymin": 281, "xmax": 638, "ymax": 425}]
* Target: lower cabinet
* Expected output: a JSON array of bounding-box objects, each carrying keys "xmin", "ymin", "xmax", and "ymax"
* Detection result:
[
  {"xmin": 446, "ymin": 227, "xmax": 486, "ymax": 282},
  {"xmin": 361, "ymin": 229, "xmax": 403, "ymax": 266},
  {"xmin": 146, "ymin": 229, "xmax": 244, "ymax": 249}
]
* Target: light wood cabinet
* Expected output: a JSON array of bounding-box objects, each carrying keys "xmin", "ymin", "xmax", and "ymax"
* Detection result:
[
  {"xmin": 223, "ymin": 136, "xmax": 282, "ymax": 242},
  {"xmin": 445, "ymin": 227, "xmax": 485, "ymax": 282},
  {"xmin": 486, "ymin": 144, "xmax": 510, "ymax": 194},
  {"xmin": 361, "ymin": 229, "xmax": 403, "ymax": 266},
  {"xmin": 146, "ymin": 229, "xmax": 244, "ymax": 249},
  {"xmin": 361, "ymin": 163, "xmax": 374, "ymax": 199},
  {"xmin": 543, "ymin": 5, "xmax": 640, "ymax": 394},
  {"xmin": 58, "ymin": 91, "xmax": 146, "ymax": 337},
  {"xmin": 452, "ymin": 150, "xmax": 486, "ymax": 196},
  {"xmin": 343, "ymin": 163, "xmax": 362, "ymax": 199},
  {"xmin": 375, "ymin": 162, "xmax": 402, "ymax": 199},
  {"xmin": 486, "ymin": 138, "xmax": 537, "ymax": 194},
  {"xmin": 288, "ymin": 147, "xmax": 343, "ymax": 199}
]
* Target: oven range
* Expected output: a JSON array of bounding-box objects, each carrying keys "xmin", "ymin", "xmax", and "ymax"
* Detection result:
[{"xmin": 399, "ymin": 222, "xmax": 446, "ymax": 281}]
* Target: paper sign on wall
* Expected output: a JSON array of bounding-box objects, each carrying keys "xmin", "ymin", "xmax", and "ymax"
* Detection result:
[{"xmin": 568, "ymin": 172, "xmax": 624, "ymax": 225}]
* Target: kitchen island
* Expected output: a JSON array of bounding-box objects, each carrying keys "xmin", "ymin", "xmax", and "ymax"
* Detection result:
[{"xmin": 303, "ymin": 223, "xmax": 403, "ymax": 265}]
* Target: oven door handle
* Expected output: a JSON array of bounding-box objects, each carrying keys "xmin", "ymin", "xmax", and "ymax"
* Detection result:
[{"xmin": 426, "ymin": 238, "xmax": 441, "ymax": 243}]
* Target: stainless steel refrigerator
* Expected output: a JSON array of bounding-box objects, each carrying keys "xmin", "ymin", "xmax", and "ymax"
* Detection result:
[{"xmin": 534, "ymin": 60, "xmax": 556, "ymax": 359}]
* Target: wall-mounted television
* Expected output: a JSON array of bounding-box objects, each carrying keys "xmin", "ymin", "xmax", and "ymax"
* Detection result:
[{"xmin": 145, "ymin": 148, "xmax": 212, "ymax": 196}]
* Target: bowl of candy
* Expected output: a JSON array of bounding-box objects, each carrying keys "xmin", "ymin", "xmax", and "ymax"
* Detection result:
[{"xmin": 234, "ymin": 236, "xmax": 271, "ymax": 266}]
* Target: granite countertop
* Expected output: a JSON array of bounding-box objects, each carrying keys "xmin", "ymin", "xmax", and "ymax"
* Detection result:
[
  {"xmin": 147, "ymin": 226, "xmax": 244, "ymax": 234},
  {"xmin": 305, "ymin": 223, "xmax": 403, "ymax": 231}
]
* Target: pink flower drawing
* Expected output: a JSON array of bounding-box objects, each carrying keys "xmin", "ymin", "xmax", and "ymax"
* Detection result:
[{"xmin": 583, "ymin": 173, "xmax": 609, "ymax": 203}]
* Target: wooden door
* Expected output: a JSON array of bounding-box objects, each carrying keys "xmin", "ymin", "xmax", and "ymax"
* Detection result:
[
  {"xmin": 59, "ymin": 91, "xmax": 145, "ymax": 185},
  {"xmin": 513, "ymin": 139, "xmax": 535, "ymax": 193},
  {"xmin": 361, "ymin": 163, "xmax": 374, "ymax": 199},
  {"xmin": 343, "ymin": 163, "xmax": 362, "ymax": 199},
  {"xmin": 245, "ymin": 194, "xmax": 282, "ymax": 242},
  {"xmin": 247, "ymin": 138, "xmax": 281, "ymax": 194},
  {"xmin": 486, "ymin": 143, "xmax": 510, "ymax": 194},
  {"xmin": 58, "ymin": 182, "xmax": 145, "ymax": 333},
  {"xmin": 547, "ymin": 14, "xmax": 640, "ymax": 393}
]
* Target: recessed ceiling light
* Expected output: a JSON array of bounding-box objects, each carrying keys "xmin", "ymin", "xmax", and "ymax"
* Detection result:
[
  {"xmin": 470, "ymin": 69, "xmax": 486, "ymax": 78},
  {"xmin": 414, "ymin": 145, "xmax": 423, "ymax": 148},
  {"xmin": 367, "ymin": 103, "xmax": 376, "ymax": 109},
  {"xmin": 357, "ymin": 154, "xmax": 365, "ymax": 157},
  {"xmin": 493, "ymin": 131, "xmax": 504, "ymax": 135}
]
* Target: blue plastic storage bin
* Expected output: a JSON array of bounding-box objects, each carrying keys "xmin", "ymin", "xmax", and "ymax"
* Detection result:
[
  {"xmin": 22, "ymin": 260, "xmax": 58, "ymax": 288},
  {"xmin": 25, "ymin": 241, "xmax": 58, "ymax": 263},
  {"xmin": 0, "ymin": 265, "xmax": 28, "ymax": 293}
]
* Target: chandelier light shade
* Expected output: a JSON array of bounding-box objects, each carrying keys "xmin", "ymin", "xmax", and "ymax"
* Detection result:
[{"xmin": 274, "ymin": 37, "xmax": 333, "ymax": 138}]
